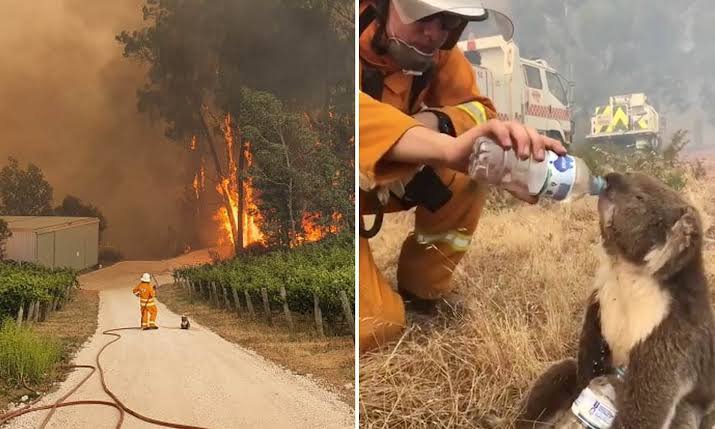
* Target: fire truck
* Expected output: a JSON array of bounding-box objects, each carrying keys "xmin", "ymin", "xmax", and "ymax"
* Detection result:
[
  {"xmin": 585, "ymin": 93, "xmax": 663, "ymax": 150},
  {"xmin": 456, "ymin": 17, "xmax": 575, "ymax": 146}
]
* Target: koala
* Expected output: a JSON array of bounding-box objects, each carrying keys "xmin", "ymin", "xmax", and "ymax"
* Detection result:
[
  {"xmin": 180, "ymin": 315, "xmax": 190, "ymax": 330},
  {"xmin": 515, "ymin": 172, "xmax": 715, "ymax": 429}
]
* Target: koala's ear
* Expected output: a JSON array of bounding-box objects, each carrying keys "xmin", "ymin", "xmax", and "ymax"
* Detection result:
[{"xmin": 645, "ymin": 206, "xmax": 702, "ymax": 278}]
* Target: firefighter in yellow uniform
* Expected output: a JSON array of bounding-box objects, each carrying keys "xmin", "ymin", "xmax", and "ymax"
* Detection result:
[
  {"xmin": 133, "ymin": 273, "xmax": 158, "ymax": 330},
  {"xmin": 359, "ymin": 0, "xmax": 566, "ymax": 352}
]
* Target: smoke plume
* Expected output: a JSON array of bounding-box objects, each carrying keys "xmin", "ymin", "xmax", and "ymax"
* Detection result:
[{"xmin": 0, "ymin": 1, "xmax": 189, "ymax": 259}]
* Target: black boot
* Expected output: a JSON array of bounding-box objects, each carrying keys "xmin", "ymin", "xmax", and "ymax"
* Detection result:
[
  {"xmin": 398, "ymin": 288, "xmax": 439, "ymax": 316},
  {"xmin": 399, "ymin": 288, "xmax": 467, "ymax": 323}
]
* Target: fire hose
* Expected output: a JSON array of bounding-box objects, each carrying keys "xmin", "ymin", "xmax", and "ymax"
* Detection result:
[{"xmin": 0, "ymin": 326, "xmax": 209, "ymax": 429}]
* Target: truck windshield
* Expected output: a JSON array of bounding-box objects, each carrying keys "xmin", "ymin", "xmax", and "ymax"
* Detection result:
[
  {"xmin": 546, "ymin": 71, "xmax": 568, "ymax": 106},
  {"xmin": 459, "ymin": 10, "xmax": 514, "ymax": 42}
]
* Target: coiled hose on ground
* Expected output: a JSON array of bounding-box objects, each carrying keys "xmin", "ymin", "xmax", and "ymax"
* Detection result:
[{"xmin": 0, "ymin": 326, "xmax": 210, "ymax": 429}]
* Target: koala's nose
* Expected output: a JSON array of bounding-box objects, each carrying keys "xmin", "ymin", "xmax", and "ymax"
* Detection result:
[{"xmin": 604, "ymin": 172, "xmax": 624, "ymax": 191}]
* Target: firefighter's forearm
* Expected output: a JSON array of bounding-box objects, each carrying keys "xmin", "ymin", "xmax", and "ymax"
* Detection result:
[{"xmin": 383, "ymin": 126, "xmax": 454, "ymax": 167}]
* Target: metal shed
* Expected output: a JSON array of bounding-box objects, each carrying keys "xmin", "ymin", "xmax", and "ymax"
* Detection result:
[{"xmin": 1, "ymin": 216, "xmax": 99, "ymax": 270}]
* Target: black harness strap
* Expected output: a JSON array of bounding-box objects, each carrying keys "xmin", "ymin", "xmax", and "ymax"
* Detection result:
[
  {"xmin": 359, "ymin": 4, "xmax": 376, "ymax": 35},
  {"xmin": 359, "ymin": 208, "xmax": 384, "ymax": 239},
  {"xmin": 407, "ymin": 67, "xmax": 434, "ymax": 114}
]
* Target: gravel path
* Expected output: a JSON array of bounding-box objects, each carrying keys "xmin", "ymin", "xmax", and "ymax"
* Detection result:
[{"xmin": 4, "ymin": 253, "xmax": 353, "ymax": 428}]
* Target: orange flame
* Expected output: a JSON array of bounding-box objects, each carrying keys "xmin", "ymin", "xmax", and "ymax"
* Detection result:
[
  {"xmin": 199, "ymin": 112, "xmax": 343, "ymax": 250},
  {"xmin": 192, "ymin": 174, "xmax": 200, "ymax": 200},
  {"xmin": 213, "ymin": 114, "xmax": 264, "ymax": 250},
  {"xmin": 241, "ymin": 145, "xmax": 263, "ymax": 245},
  {"xmin": 191, "ymin": 150, "xmax": 205, "ymax": 201},
  {"xmin": 298, "ymin": 211, "xmax": 341, "ymax": 244}
]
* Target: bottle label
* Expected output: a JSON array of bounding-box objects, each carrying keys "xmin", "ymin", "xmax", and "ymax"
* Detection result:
[
  {"xmin": 570, "ymin": 387, "xmax": 617, "ymax": 429},
  {"xmin": 540, "ymin": 153, "xmax": 576, "ymax": 201}
]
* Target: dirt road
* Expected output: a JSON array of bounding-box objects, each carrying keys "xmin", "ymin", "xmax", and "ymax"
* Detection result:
[{"xmin": 5, "ymin": 252, "xmax": 353, "ymax": 429}]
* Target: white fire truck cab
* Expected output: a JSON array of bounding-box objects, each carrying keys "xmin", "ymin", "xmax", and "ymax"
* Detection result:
[{"xmin": 456, "ymin": 16, "xmax": 575, "ymax": 146}]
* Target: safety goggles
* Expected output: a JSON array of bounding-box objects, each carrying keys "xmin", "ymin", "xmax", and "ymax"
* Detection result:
[{"xmin": 416, "ymin": 12, "xmax": 466, "ymax": 31}]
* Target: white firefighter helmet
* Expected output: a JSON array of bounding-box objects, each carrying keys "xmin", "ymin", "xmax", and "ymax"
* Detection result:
[
  {"xmin": 391, "ymin": 0, "xmax": 488, "ymax": 24},
  {"xmin": 389, "ymin": 0, "xmax": 514, "ymax": 49},
  {"xmin": 140, "ymin": 272, "xmax": 151, "ymax": 283}
]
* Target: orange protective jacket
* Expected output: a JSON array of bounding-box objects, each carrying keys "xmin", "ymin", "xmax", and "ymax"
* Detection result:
[{"xmin": 132, "ymin": 282, "xmax": 156, "ymax": 301}]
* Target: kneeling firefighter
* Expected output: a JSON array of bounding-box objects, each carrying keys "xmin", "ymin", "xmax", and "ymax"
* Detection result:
[
  {"xmin": 133, "ymin": 273, "xmax": 158, "ymax": 330},
  {"xmin": 358, "ymin": 0, "xmax": 566, "ymax": 352}
]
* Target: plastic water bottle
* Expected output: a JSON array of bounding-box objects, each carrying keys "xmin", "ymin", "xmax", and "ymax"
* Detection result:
[
  {"xmin": 564, "ymin": 368, "xmax": 626, "ymax": 429},
  {"xmin": 467, "ymin": 137, "xmax": 606, "ymax": 201}
]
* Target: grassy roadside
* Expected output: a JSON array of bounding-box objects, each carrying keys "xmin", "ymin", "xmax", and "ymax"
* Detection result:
[
  {"xmin": 0, "ymin": 288, "xmax": 99, "ymax": 413},
  {"xmin": 359, "ymin": 170, "xmax": 715, "ymax": 428},
  {"xmin": 157, "ymin": 283, "xmax": 355, "ymax": 404}
]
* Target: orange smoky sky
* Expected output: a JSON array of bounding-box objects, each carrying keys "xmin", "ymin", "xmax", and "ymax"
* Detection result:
[{"xmin": 0, "ymin": 1, "xmax": 190, "ymax": 259}]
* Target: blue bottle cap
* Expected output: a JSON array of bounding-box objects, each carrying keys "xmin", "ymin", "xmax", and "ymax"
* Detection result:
[{"xmin": 590, "ymin": 176, "xmax": 606, "ymax": 195}]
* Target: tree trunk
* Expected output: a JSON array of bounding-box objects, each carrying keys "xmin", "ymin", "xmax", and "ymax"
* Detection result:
[
  {"xmin": 236, "ymin": 130, "xmax": 247, "ymax": 253},
  {"xmin": 277, "ymin": 127, "xmax": 298, "ymax": 245},
  {"xmin": 198, "ymin": 105, "xmax": 241, "ymax": 254}
]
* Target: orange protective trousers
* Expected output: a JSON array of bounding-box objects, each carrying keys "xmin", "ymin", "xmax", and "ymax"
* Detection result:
[{"xmin": 359, "ymin": 174, "xmax": 489, "ymax": 352}]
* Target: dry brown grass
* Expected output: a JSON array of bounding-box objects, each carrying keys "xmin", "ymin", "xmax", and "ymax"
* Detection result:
[
  {"xmin": 157, "ymin": 283, "xmax": 355, "ymax": 404},
  {"xmin": 359, "ymin": 172, "xmax": 715, "ymax": 429},
  {"xmin": 0, "ymin": 288, "xmax": 100, "ymax": 412}
]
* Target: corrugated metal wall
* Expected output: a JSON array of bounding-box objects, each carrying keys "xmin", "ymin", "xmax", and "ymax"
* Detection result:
[
  {"xmin": 54, "ymin": 223, "xmax": 98, "ymax": 270},
  {"xmin": 4, "ymin": 231, "xmax": 36, "ymax": 262},
  {"xmin": 4, "ymin": 220, "xmax": 99, "ymax": 270},
  {"xmin": 85, "ymin": 223, "xmax": 99, "ymax": 267},
  {"xmin": 55, "ymin": 227, "xmax": 84, "ymax": 270},
  {"xmin": 36, "ymin": 232, "xmax": 54, "ymax": 267}
]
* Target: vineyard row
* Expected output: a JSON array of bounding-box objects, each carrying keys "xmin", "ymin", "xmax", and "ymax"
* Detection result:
[
  {"xmin": 173, "ymin": 276, "xmax": 354, "ymax": 337},
  {"xmin": 0, "ymin": 262, "xmax": 78, "ymax": 324}
]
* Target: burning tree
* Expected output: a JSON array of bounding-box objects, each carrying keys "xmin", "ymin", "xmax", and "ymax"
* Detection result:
[
  {"xmin": 237, "ymin": 87, "xmax": 349, "ymax": 248},
  {"xmin": 198, "ymin": 107, "xmax": 264, "ymax": 253},
  {"xmin": 192, "ymin": 89, "xmax": 349, "ymax": 252},
  {"xmin": 117, "ymin": 0, "xmax": 353, "ymax": 255}
]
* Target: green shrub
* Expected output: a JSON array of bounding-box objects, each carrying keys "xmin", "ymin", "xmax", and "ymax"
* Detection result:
[
  {"xmin": 0, "ymin": 320, "xmax": 61, "ymax": 385},
  {"xmin": 0, "ymin": 262, "xmax": 77, "ymax": 319},
  {"xmin": 175, "ymin": 233, "xmax": 354, "ymax": 330},
  {"xmin": 573, "ymin": 129, "xmax": 693, "ymax": 191}
]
